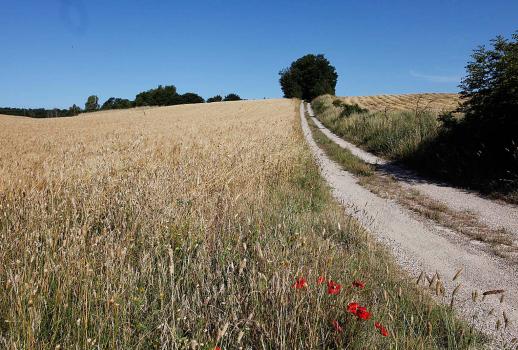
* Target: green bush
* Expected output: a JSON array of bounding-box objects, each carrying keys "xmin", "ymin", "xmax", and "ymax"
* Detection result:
[
  {"xmin": 223, "ymin": 93, "xmax": 241, "ymax": 101},
  {"xmin": 207, "ymin": 95, "xmax": 223, "ymax": 103}
]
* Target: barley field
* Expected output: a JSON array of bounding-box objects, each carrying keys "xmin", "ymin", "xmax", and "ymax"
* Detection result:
[
  {"xmin": 338, "ymin": 93, "xmax": 460, "ymax": 112},
  {"xmin": 0, "ymin": 100, "xmax": 479, "ymax": 349}
]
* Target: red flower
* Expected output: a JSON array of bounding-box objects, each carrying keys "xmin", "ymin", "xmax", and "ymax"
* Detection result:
[
  {"xmin": 317, "ymin": 276, "xmax": 326, "ymax": 285},
  {"xmin": 327, "ymin": 280, "xmax": 341, "ymax": 295},
  {"xmin": 293, "ymin": 277, "xmax": 308, "ymax": 289},
  {"xmin": 332, "ymin": 319, "xmax": 343, "ymax": 333},
  {"xmin": 347, "ymin": 302, "xmax": 359, "ymax": 314},
  {"xmin": 356, "ymin": 306, "xmax": 371, "ymax": 320},
  {"xmin": 214, "ymin": 347, "xmax": 222, "ymax": 350},
  {"xmin": 375, "ymin": 322, "xmax": 389, "ymax": 337},
  {"xmin": 352, "ymin": 280, "xmax": 365, "ymax": 289},
  {"xmin": 347, "ymin": 302, "xmax": 371, "ymax": 320}
]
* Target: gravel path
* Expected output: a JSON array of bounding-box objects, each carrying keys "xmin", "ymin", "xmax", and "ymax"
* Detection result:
[
  {"xmin": 307, "ymin": 104, "xmax": 518, "ymax": 238},
  {"xmin": 300, "ymin": 102, "xmax": 518, "ymax": 344}
]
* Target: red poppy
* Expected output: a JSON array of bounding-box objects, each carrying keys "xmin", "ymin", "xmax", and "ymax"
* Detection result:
[
  {"xmin": 375, "ymin": 322, "xmax": 389, "ymax": 337},
  {"xmin": 327, "ymin": 280, "xmax": 341, "ymax": 295},
  {"xmin": 214, "ymin": 347, "xmax": 222, "ymax": 350},
  {"xmin": 356, "ymin": 306, "xmax": 371, "ymax": 320},
  {"xmin": 317, "ymin": 276, "xmax": 326, "ymax": 285},
  {"xmin": 347, "ymin": 302, "xmax": 359, "ymax": 314},
  {"xmin": 331, "ymin": 319, "xmax": 343, "ymax": 333},
  {"xmin": 292, "ymin": 277, "xmax": 308, "ymax": 289},
  {"xmin": 352, "ymin": 280, "xmax": 365, "ymax": 289}
]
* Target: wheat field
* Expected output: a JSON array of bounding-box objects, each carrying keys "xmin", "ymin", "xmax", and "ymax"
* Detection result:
[
  {"xmin": 0, "ymin": 100, "xmax": 480, "ymax": 349},
  {"xmin": 338, "ymin": 93, "xmax": 460, "ymax": 112}
]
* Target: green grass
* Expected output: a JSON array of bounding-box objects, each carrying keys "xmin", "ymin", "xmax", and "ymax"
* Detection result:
[{"xmin": 312, "ymin": 95, "xmax": 440, "ymax": 161}]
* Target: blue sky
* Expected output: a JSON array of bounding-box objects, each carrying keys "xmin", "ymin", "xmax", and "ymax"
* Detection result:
[{"xmin": 1, "ymin": 0, "xmax": 517, "ymax": 108}]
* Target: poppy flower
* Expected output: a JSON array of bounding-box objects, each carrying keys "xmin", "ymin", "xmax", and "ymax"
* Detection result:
[
  {"xmin": 331, "ymin": 319, "xmax": 343, "ymax": 333},
  {"xmin": 356, "ymin": 306, "xmax": 371, "ymax": 320},
  {"xmin": 292, "ymin": 277, "xmax": 308, "ymax": 289},
  {"xmin": 352, "ymin": 280, "xmax": 365, "ymax": 289},
  {"xmin": 347, "ymin": 302, "xmax": 359, "ymax": 314},
  {"xmin": 317, "ymin": 276, "xmax": 326, "ymax": 285},
  {"xmin": 214, "ymin": 347, "xmax": 222, "ymax": 350},
  {"xmin": 375, "ymin": 322, "xmax": 389, "ymax": 337},
  {"xmin": 327, "ymin": 280, "xmax": 341, "ymax": 295}
]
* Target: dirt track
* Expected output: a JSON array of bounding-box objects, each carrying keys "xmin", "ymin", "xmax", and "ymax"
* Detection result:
[{"xmin": 300, "ymin": 102, "xmax": 518, "ymax": 344}]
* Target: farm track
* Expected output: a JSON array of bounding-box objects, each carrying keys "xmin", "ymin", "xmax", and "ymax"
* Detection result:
[{"xmin": 301, "ymin": 102, "xmax": 518, "ymax": 344}]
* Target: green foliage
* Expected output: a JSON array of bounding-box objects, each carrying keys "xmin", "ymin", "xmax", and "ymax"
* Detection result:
[
  {"xmin": 223, "ymin": 93, "xmax": 241, "ymax": 101},
  {"xmin": 180, "ymin": 93, "xmax": 205, "ymax": 104},
  {"xmin": 409, "ymin": 31, "xmax": 518, "ymax": 200},
  {"xmin": 333, "ymin": 99, "xmax": 369, "ymax": 117},
  {"xmin": 279, "ymin": 54, "xmax": 338, "ymax": 100},
  {"xmin": 134, "ymin": 85, "xmax": 179, "ymax": 107},
  {"xmin": 0, "ymin": 107, "xmax": 78, "ymax": 118},
  {"xmin": 85, "ymin": 95, "xmax": 100, "ymax": 112},
  {"xmin": 207, "ymin": 95, "xmax": 223, "ymax": 103},
  {"xmin": 68, "ymin": 104, "xmax": 81, "ymax": 116},
  {"xmin": 101, "ymin": 98, "xmax": 133, "ymax": 110}
]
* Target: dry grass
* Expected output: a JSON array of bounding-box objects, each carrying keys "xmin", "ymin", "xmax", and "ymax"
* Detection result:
[
  {"xmin": 338, "ymin": 93, "xmax": 460, "ymax": 112},
  {"xmin": 0, "ymin": 100, "xmax": 483, "ymax": 349}
]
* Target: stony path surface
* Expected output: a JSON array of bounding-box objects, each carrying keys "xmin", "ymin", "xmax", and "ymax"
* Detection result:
[
  {"xmin": 307, "ymin": 104, "xmax": 518, "ymax": 238},
  {"xmin": 301, "ymin": 102, "xmax": 518, "ymax": 344}
]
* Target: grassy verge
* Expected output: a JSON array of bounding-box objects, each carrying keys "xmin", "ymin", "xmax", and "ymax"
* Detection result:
[
  {"xmin": 0, "ymin": 100, "xmax": 483, "ymax": 349},
  {"xmin": 312, "ymin": 95, "xmax": 518, "ymax": 204},
  {"xmin": 306, "ymin": 113, "xmax": 517, "ymax": 260}
]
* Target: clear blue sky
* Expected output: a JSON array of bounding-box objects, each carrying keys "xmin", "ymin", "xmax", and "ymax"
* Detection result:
[{"xmin": 1, "ymin": 0, "xmax": 517, "ymax": 108}]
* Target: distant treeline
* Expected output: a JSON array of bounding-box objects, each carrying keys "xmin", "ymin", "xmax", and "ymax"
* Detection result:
[
  {"xmin": 0, "ymin": 105, "xmax": 81, "ymax": 118},
  {"xmin": 1, "ymin": 85, "xmax": 241, "ymax": 118}
]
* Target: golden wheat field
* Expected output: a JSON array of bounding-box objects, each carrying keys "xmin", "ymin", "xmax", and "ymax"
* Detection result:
[
  {"xmin": 338, "ymin": 93, "xmax": 460, "ymax": 112},
  {"xmin": 0, "ymin": 99, "xmax": 480, "ymax": 349}
]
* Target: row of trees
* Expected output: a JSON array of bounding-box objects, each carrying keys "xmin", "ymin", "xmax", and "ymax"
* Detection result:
[
  {"xmin": 1, "ymin": 86, "xmax": 242, "ymax": 118},
  {"xmin": 85, "ymin": 86, "xmax": 242, "ymax": 112},
  {"xmin": 0, "ymin": 105, "xmax": 81, "ymax": 118}
]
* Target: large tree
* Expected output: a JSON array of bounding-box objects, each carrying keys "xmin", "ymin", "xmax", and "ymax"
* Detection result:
[
  {"xmin": 85, "ymin": 95, "xmax": 100, "ymax": 112},
  {"xmin": 279, "ymin": 54, "xmax": 338, "ymax": 101}
]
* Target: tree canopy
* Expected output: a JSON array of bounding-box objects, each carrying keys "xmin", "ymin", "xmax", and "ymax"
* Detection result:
[
  {"xmin": 223, "ymin": 93, "xmax": 241, "ymax": 101},
  {"xmin": 279, "ymin": 54, "xmax": 338, "ymax": 101},
  {"xmin": 85, "ymin": 95, "xmax": 100, "ymax": 112}
]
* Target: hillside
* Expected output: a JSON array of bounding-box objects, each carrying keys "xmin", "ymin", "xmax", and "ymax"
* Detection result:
[
  {"xmin": 339, "ymin": 93, "xmax": 460, "ymax": 112},
  {"xmin": 0, "ymin": 99, "xmax": 480, "ymax": 349}
]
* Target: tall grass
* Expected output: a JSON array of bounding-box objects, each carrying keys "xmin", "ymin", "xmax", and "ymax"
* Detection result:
[
  {"xmin": 0, "ymin": 100, "xmax": 482, "ymax": 349},
  {"xmin": 312, "ymin": 95, "xmax": 518, "ymax": 203},
  {"xmin": 312, "ymin": 95, "xmax": 440, "ymax": 161}
]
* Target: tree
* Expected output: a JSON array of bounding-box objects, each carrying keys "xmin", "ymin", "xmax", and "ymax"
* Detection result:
[
  {"xmin": 68, "ymin": 104, "xmax": 81, "ymax": 116},
  {"xmin": 459, "ymin": 32, "xmax": 518, "ymax": 126},
  {"xmin": 180, "ymin": 93, "xmax": 205, "ymax": 104},
  {"xmin": 85, "ymin": 95, "xmax": 100, "ymax": 112},
  {"xmin": 135, "ymin": 85, "xmax": 179, "ymax": 106},
  {"xmin": 279, "ymin": 54, "xmax": 338, "ymax": 101},
  {"xmin": 223, "ymin": 93, "xmax": 241, "ymax": 101},
  {"xmin": 207, "ymin": 95, "xmax": 223, "ymax": 103},
  {"xmin": 101, "ymin": 97, "xmax": 133, "ymax": 110}
]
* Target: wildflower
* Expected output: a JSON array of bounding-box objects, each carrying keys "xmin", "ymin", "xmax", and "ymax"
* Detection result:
[
  {"xmin": 317, "ymin": 276, "xmax": 326, "ymax": 285},
  {"xmin": 356, "ymin": 306, "xmax": 371, "ymax": 320},
  {"xmin": 347, "ymin": 302, "xmax": 359, "ymax": 314},
  {"xmin": 214, "ymin": 347, "xmax": 222, "ymax": 350},
  {"xmin": 293, "ymin": 277, "xmax": 308, "ymax": 289},
  {"xmin": 327, "ymin": 280, "xmax": 341, "ymax": 295},
  {"xmin": 347, "ymin": 302, "xmax": 371, "ymax": 320},
  {"xmin": 332, "ymin": 319, "xmax": 343, "ymax": 333},
  {"xmin": 375, "ymin": 322, "xmax": 389, "ymax": 337},
  {"xmin": 352, "ymin": 280, "xmax": 365, "ymax": 289}
]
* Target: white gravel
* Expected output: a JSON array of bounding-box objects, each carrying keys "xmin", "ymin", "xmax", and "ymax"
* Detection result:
[{"xmin": 301, "ymin": 102, "xmax": 518, "ymax": 345}]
